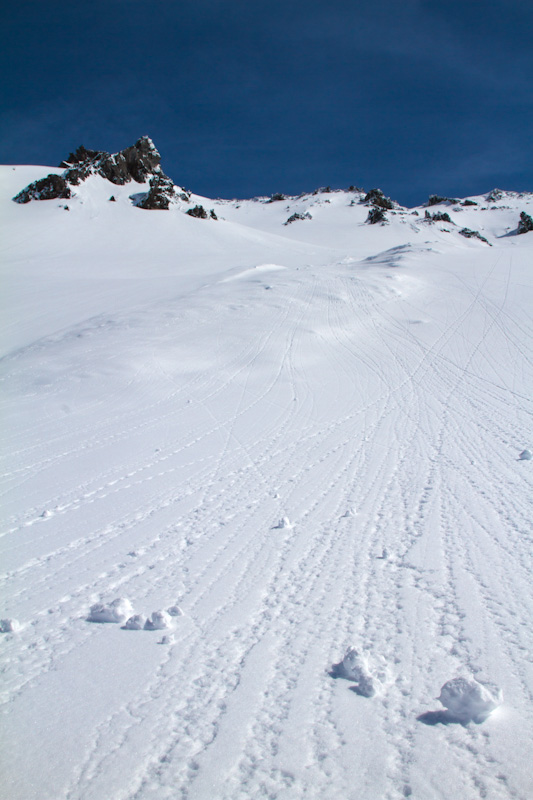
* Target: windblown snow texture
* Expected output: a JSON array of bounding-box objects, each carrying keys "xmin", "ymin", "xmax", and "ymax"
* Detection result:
[{"xmin": 1, "ymin": 149, "xmax": 533, "ymax": 800}]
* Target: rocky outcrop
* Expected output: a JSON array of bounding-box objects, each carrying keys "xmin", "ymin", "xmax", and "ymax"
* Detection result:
[
  {"xmin": 60, "ymin": 136, "xmax": 163, "ymax": 185},
  {"xmin": 13, "ymin": 173, "xmax": 72, "ymax": 204},
  {"xmin": 186, "ymin": 205, "xmax": 217, "ymax": 220},
  {"xmin": 366, "ymin": 207, "xmax": 387, "ymax": 224},
  {"xmin": 459, "ymin": 227, "xmax": 491, "ymax": 245},
  {"xmin": 363, "ymin": 188, "xmax": 394, "ymax": 210},
  {"xmin": 428, "ymin": 194, "xmax": 458, "ymax": 206},
  {"xmin": 284, "ymin": 212, "xmax": 312, "ymax": 225},
  {"xmin": 136, "ymin": 174, "xmax": 176, "ymax": 210},
  {"xmin": 517, "ymin": 211, "xmax": 533, "ymax": 234},
  {"xmin": 425, "ymin": 210, "xmax": 453, "ymax": 223},
  {"xmin": 13, "ymin": 137, "xmax": 175, "ymax": 207}
]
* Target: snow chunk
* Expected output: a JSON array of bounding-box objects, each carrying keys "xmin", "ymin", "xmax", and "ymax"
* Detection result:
[
  {"xmin": 122, "ymin": 614, "xmax": 146, "ymax": 630},
  {"xmin": 518, "ymin": 449, "xmax": 531, "ymax": 460},
  {"xmin": 274, "ymin": 516, "xmax": 293, "ymax": 529},
  {"xmin": 167, "ymin": 605, "xmax": 183, "ymax": 617},
  {"xmin": 144, "ymin": 610, "xmax": 172, "ymax": 630},
  {"xmin": 333, "ymin": 647, "xmax": 376, "ymax": 697},
  {"xmin": 87, "ymin": 598, "xmax": 133, "ymax": 624},
  {"xmin": 0, "ymin": 618, "xmax": 21, "ymax": 633},
  {"xmin": 341, "ymin": 507, "xmax": 357, "ymax": 518},
  {"xmin": 438, "ymin": 677, "xmax": 501, "ymax": 723}
]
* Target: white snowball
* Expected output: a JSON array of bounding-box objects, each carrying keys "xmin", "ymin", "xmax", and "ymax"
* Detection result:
[
  {"xmin": 438, "ymin": 677, "xmax": 500, "ymax": 722},
  {"xmin": 519, "ymin": 449, "xmax": 532, "ymax": 460},
  {"xmin": 87, "ymin": 598, "xmax": 133, "ymax": 623},
  {"xmin": 144, "ymin": 610, "xmax": 172, "ymax": 630},
  {"xmin": 167, "ymin": 605, "xmax": 183, "ymax": 617}
]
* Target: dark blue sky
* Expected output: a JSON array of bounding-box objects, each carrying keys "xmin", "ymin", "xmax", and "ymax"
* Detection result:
[{"xmin": 2, "ymin": 0, "xmax": 532, "ymax": 205}]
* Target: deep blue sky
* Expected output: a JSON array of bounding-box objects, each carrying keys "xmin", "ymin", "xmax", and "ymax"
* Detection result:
[{"xmin": 2, "ymin": 0, "xmax": 532, "ymax": 205}]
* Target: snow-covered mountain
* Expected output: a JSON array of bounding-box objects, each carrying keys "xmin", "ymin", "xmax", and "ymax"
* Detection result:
[{"xmin": 1, "ymin": 139, "xmax": 532, "ymax": 800}]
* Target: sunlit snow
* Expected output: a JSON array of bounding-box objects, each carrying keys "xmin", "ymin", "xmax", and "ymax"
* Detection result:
[{"xmin": 1, "ymin": 163, "xmax": 532, "ymax": 800}]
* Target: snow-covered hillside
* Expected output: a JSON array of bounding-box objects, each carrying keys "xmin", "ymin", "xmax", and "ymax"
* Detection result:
[{"xmin": 1, "ymin": 146, "xmax": 533, "ymax": 800}]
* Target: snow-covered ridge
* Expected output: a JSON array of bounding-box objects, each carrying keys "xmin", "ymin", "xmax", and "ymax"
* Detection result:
[{"xmin": 10, "ymin": 137, "xmax": 533, "ymax": 240}]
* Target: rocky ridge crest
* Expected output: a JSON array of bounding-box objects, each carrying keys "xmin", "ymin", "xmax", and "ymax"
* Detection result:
[{"xmin": 13, "ymin": 137, "xmax": 179, "ymax": 210}]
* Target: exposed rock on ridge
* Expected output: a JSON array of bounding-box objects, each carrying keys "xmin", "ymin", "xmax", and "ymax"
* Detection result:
[{"xmin": 13, "ymin": 137, "xmax": 174, "ymax": 207}]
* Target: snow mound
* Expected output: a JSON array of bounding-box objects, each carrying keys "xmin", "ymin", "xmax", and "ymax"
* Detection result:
[
  {"xmin": 144, "ymin": 610, "xmax": 173, "ymax": 630},
  {"xmin": 87, "ymin": 598, "xmax": 133, "ymax": 624},
  {"xmin": 167, "ymin": 605, "xmax": 183, "ymax": 617},
  {"xmin": 122, "ymin": 614, "xmax": 146, "ymax": 630},
  {"xmin": 518, "ymin": 449, "xmax": 532, "ymax": 460},
  {"xmin": 438, "ymin": 677, "xmax": 501, "ymax": 723},
  {"xmin": 0, "ymin": 618, "xmax": 20, "ymax": 633}
]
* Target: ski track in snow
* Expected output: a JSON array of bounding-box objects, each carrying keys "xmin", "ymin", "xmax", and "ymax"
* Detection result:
[{"xmin": 1, "ymin": 209, "xmax": 533, "ymax": 800}]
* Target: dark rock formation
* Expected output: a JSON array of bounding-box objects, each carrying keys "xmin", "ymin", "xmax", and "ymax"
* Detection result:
[
  {"xmin": 60, "ymin": 136, "xmax": 162, "ymax": 185},
  {"xmin": 461, "ymin": 199, "xmax": 478, "ymax": 206},
  {"xmin": 366, "ymin": 207, "xmax": 387, "ymax": 224},
  {"xmin": 284, "ymin": 212, "xmax": 312, "ymax": 225},
  {"xmin": 186, "ymin": 205, "xmax": 208, "ymax": 219},
  {"xmin": 459, "ymin": 228, "xmax": 491, "ymax": 245},
  {"xmin": 425, "ymin": 210, "xmax": 453, "ymax": 223},
  {"xmin": 364, "ymin": 189, "xmax": 394, "ymax": 210},
  {"xmin": 517, "ymin": 211, "xmax": 533, "ymax": 234},
  {"xmin": 14, "ymin": 136, "xmax": 175, "ymax": 207},
  {"xmin": 268, "ymin": 193, "xmax": 286, "ymax": 202},
  {"xmin": 13, "ymin": 174, "xmax": 71, "ymax": 204},
  {"xmin": 486, "ymin": 189, "xmax": 503, "ymax": 203},
  {"xmin": 136, "ymin": 174, "xmax": 175, "ymax": 210},
  {"xmin": 428, "ymin": 194, "xmax": 458, "ymax": 206}
]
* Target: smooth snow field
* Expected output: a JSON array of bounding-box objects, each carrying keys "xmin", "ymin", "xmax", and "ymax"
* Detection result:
[{"xmin": 1, "ymin": 166, "xmax": 533, "ymax": 800}]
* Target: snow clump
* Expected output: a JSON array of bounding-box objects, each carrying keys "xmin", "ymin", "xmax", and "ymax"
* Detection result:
[
  {"xmin": 123, "ymin": 614, "xmax": 147, "ymax": 630},
  {"xmin": 337, "ymin": 647, "xmax": 376, "ymax": 697},
  {"xmin": 87, "ymin": 598, "xmax": 133, "ymax": 624},
  {"xmin": 274, "ymin": 516, "xmax": 293, "ymax": 529},
  {"xmin": 144, "ymin": 610, "xmax": 173, "ymax": 630},
  {"xmin": 438, "ymin": 677, "xmax": 501, "ymax": 723},
  {"xmin": 518, "ymin": 449, "xmax": 531, "ymax": 460},
  {"xmin": 167, "ymin": 605, "xmax": 183, "ymax": 617}
]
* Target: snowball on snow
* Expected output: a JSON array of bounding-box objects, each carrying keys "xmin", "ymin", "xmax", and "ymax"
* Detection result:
[
  {"xmin": 87, "ymin": 598, "xmax": 133, "ymax": 623},
  {"xmin": 438, "ymin": 677, "xmax": 501, "ymax": 722},
  {"xmin": 123, "ymin": 614, "xmax": 146, "ymax": 630},
  {"xmin": 340, "ymin": 647, "xmax": 376, "ymax": 697},
  {"xmin": 144, "ymin": 610, "xmax": 172, "ymax": 630},
  {"xmin": 519, "ymin": 449, "xmax": 532, "ymax": 460},
  {"xmin": 0, "ymin": 618, "xmax": 21, "ymax": 633},
  {"xmin": 275, "ymin": 516, "xmax": 293, "ymax": 529},
  {"xmin": 167, "ymin": 605, "xmax": 183, "ymax": 617}
]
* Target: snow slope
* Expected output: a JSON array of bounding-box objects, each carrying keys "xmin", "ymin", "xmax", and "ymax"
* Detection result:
[{"xmin": 1, "ymin": 165, "xmax": 533, "ymax": 800}]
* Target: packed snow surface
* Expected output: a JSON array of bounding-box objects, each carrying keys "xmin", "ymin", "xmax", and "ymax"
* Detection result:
[{"xmin": 1, "ymin": 166, "xmax": 533, "ymax": 799}]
